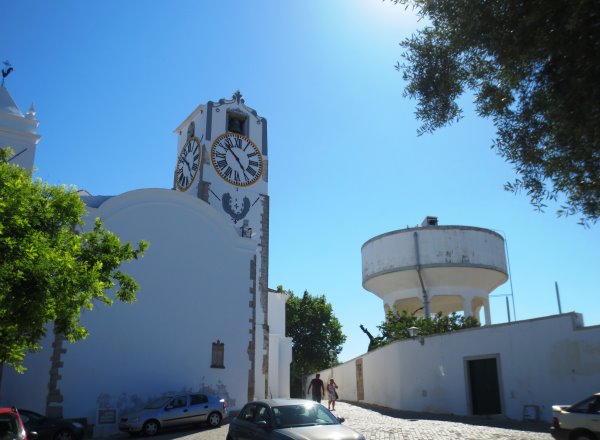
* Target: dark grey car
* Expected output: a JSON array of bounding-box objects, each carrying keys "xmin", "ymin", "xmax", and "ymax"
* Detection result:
[
  {"xmin": 227, "ymin": 399, "xmax": 365, "ymax": 440},
  {"xmin": 119, "ymin": 393, "xmax": 228, "ymax": 436},
  {"xmin": 17, "ymin": 409, "xmax": 84, "ymax": 440}
]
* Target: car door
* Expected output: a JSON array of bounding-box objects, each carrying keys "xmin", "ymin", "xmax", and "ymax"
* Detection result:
[
  {"xmin": 230, "ymin": 404, "xmax": 257, "ymax": 440},
  {"xmin": 252, "ymin": 404, "xmax": 274, "ymax": 440},
  {"xmin": 232, "ymin": 404, "xmax": 273, "ymax": 440},
  {"xmin": 586, "ymin": 396, "xmax": 600, "ymax": 434},
  {"xmin": 161, "ymin": 395, "xmax": 191, "ymax": 428},
  {"xmin": 187, "ymin": 394, "xmax": 210, "ymax": 423},
  {"xmin": 560, "ymin": 395, "xmax": 600, "ymax": 434}
]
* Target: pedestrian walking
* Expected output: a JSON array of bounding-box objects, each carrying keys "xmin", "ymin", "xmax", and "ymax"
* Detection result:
[
  {"xmin": 327, "ymin": 378, "xmax": 339, "ymax": 410},
  {"xmin": 307, "ymin": 373, "xmax": 325, "ymax": 403}
]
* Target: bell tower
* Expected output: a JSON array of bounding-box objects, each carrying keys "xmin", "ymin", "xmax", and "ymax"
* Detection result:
[
  {"xmin": 173, "ymin": 91, "xmax": 270, "ymax": 400},
  {"xmin": 0, "ymin": 74, "xmax": 41, "ymax": 171}
]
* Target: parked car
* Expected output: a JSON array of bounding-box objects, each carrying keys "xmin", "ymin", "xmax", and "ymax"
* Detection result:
[
  {"xmin": 119, "ymin": 393, "xmax": 228, "ymax": 436},
  {"xmin": 0, "ymin": 407, "xmax": 36, "ymax": 440},
  {"xmin": 551, "ymin": 392, "xmax": 600, "ymax": 440},
  {"xmin": 227, "ymin": 398, "xmax": 365, "ymax": 440},
  {"xmin": 16, "ymin": 409, "xmax": 84, "ymax": 440}
]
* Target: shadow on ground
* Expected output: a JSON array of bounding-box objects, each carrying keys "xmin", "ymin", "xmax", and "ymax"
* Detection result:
[
  {"xmin": 106, "ymin": 420, "xmax": 231, "ymax": 440},
  {"xmin": 343, "ymin": 400, "xmax": 550, "ymax": 433}
]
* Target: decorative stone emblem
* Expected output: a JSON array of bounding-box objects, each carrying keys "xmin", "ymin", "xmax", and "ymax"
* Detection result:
[{"xmin": 222, "ymin": 192, "xmax": 250, "ymax": 223}]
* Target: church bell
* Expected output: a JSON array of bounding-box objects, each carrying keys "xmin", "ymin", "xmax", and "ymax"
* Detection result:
[{"xmin": 228, "ymin": 117, "xmax": 245, "ymax": 134}]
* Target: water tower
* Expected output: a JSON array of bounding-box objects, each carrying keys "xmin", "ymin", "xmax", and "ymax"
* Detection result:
[{"xmin": 361, "ymin": 217, "xmax": 508, "ymax": 325}]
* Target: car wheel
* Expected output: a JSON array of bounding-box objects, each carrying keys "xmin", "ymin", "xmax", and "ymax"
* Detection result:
[
  {"xmin": 54, "ymin": 430, "xmax": 74, "ymax": 440},
  {"xmin": 142, "ymin": 420, "xmax": 160, "ymax": 436},
  {"xmin": 207, "ymin": 412, "xmax": 222, "ymax": 428},
  {"xmin": 570, "ymin": 431, "xmax": 595, "ymax": 440}
]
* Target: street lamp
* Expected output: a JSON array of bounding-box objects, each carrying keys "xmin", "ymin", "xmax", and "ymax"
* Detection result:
[
  {"xmin": 408, "ymin": 326, "xmax": 418, "ymax": 338},
  {"xmin": 408, "ymin": 326, "xmax": 424, "ymax": 345},
  {"xmin": 328, "ymin": 349, "xmax": 335, "ymax": 379}
]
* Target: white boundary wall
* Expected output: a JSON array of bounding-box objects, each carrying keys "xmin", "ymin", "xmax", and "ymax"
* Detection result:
[{"xmin": 310, "ymin": 313, "xmax": 600, "ymax": 422}]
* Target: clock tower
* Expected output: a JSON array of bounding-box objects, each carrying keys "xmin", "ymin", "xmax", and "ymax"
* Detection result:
[{"xmin": 173, "ymin": 91, "xmax": 270, "ymax": 400}]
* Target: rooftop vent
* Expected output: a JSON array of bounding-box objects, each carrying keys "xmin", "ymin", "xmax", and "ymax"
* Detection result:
[{"xmin": 421, "ymin": 216, "xmax": 438, "ymax": 227}]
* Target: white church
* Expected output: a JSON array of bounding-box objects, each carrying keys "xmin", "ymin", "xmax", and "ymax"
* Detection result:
[{"xmin": 0, "ymin": 84, "xmax": 292, "ymax": 435}]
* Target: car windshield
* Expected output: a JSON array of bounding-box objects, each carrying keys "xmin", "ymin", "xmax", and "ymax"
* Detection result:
[
  {"xmin": 569, "ymin": 395, "xmax": 600, "ymax": 414},
  {"xmin": 18, "ymin": 410, "xmax": 43, "ymax": 423},
  {"xmin": 272, "ymin": 403, "xmax": 339, "ymax": 428},
  {"xmin": 144, "ymin": 397, "xmax": 172, "ymax": 409}
]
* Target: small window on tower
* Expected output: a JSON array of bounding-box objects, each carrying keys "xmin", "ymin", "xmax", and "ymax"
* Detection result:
[
  {"xmin": 227, "ymin": 112, "xmax": 246, "ymax": 135},
  {"xmin": 211, "ymin": 340, "xmax": 225, "ymax": 368}
]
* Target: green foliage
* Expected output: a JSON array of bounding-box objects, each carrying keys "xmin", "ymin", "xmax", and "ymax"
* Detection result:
[
  {"xmin": 0, "ymin": 148, "xmax": 149, "ymax": 372},
  {"xmin": 372, "ymin": 309, "xmax": 480, "ymax": 349},
  {"xmin": 281, "ymin": 286, "xmax": 346, "ymax": 397},
  {"xmin": 392, "ymin": 0, "xmax": 600, "ymax": 225}
]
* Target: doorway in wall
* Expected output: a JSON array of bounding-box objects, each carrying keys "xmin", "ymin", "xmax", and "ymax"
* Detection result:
[
  {"xmin": 466, "ymin": 356, "xmax": 502, "ymax": 415},
  {"xmin": 355, "ymin": 358, "xmax": 364, "ymax": 401}
]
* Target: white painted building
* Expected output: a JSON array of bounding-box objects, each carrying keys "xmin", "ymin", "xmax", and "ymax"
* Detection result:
[
  {"xmin": 310, "ymin": 220, "xmax": 600, "ymax": 423},
  {"xmin": 0, "ymin": 87, "xmax": 292, "ymax": 436}
]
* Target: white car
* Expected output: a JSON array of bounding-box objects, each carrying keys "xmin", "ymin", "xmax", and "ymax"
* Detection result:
[
  {"xmin": 550, "ymin": 393, "xmax": 600, "ymax": 440},
  {"xmin": 119, "ymin": 393, "xmax": 227, "ymax": 436}
]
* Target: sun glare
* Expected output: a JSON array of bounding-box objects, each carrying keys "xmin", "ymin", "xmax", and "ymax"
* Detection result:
[{"xmin": 356, "ymin": 0, "xmax": 421, "ymax": 30}]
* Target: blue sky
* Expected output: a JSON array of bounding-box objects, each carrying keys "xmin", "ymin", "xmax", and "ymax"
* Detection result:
[{"xmin": 2, "ymin": 0, "xmax": 599, "ymax": 362}]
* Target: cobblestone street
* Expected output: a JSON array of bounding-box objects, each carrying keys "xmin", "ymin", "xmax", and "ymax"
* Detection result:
[{"xmin": 118, "ymin": 401, "xmax": 552, "ymax": 440}]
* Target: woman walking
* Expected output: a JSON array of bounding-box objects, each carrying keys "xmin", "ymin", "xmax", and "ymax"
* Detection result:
[{"xmin": 327, "ymin": 378, "xmax": 339, "ymax": 410}]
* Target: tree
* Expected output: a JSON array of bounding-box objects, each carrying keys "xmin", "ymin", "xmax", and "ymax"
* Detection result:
[
  {"xmin": 363, "ymin": 309, "xmax": 479, "ymax": 349},
  {"xmin": 393, "ymin": 0, "xmax": 600, "ymax": 225},
  {"xmin": 281, "ymin": 286, "xmax": 346, "ymax": 397},
  {"xmin": 0, "ymin": 148, "xmax": 149, "ymax": 372}
]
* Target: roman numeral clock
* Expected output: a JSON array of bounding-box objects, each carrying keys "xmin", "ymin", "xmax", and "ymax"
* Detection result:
[
  {"xmin": 172, "ymin": 91, "xmax": 268, "ymax": 234},
  {"xmin": 175, "ymin": 136, "xmax": 201, "ymax": 191},
  {"xmin": 211, "ymin": 132, "xmax": 263, "ymax": 187}
]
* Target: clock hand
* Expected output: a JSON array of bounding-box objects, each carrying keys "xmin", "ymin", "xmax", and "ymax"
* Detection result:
[
  {"xmin": 183, "ymin": 157, "xmax": 192, "ymax": 175},
  {"xmin": 225, "ymin": 146, "xmax": 250, "ymax": 179}
]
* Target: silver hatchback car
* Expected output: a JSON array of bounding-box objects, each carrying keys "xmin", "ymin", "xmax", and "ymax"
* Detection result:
[
  {"xmin": 227, "ymin": 399, "xmax": 365, "ymax": 440},
  {"xmin": 119, "ymin": 393, "xmax": 228, "ymax": 436}
]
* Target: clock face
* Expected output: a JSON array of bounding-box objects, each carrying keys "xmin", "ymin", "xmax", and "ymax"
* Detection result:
[
  {"xmin": 175, "ymin": 137, "xmax": 201, "ymax": 191},
  {"xmin": 210, "ymin": 132, "xmax": 263, "ymax": 187}
]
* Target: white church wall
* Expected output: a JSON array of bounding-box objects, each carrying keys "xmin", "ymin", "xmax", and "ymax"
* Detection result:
[
  {"xmin": 1, "ymin": 188, "xmax": 258, "ymax": 431},
  {"xmin": 277, "ymin": 337, "xmax": 293, "ymax": 399},
  {"xmin": 268, "ymin": 290, "xmax": 288, "ymax": 336},
  {"xmin": 0, "ymin": 331, "xmax": 54, "ymax": 413},
  {"xmin": 310, "ymin": 313, "xmax": 600, "ymax": 423},
  {"xmin": 267, "ymin": 289, "xmax": 292, "ymax": 399}
]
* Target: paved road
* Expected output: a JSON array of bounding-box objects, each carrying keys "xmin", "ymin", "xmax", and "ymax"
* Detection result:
[{"xmin": 118, "ymin": 401, "xmax": 552, "ymax": 440}]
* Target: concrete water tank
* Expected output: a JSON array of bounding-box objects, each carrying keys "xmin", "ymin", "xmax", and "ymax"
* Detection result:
[{"xmin": 361, "ymin": 220, "xmax": 508, "ymax": 325}]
